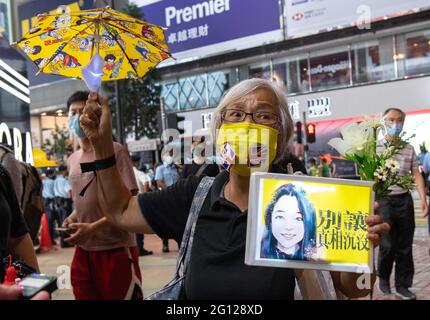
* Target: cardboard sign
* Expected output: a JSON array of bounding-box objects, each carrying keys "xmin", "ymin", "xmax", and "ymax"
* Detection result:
[{"xmin": 245, "ymin": 173, "xmax": 374, "ymax": 273}]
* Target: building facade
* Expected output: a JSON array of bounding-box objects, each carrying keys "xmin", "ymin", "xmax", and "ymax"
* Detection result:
[
  {"xmin": 1, "ymin": 0, "xmax": 29, "ymax": 130},
  {"xmin": 136, "ymin": 0, "xmax": 430, "ymax": 165}
]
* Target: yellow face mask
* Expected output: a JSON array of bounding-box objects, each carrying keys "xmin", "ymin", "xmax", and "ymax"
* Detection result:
[{"xmin": 216, "ymin": 122, "xmax": 279, "ymax": 176}]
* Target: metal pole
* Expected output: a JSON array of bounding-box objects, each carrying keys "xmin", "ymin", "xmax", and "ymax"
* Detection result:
[
  {"xmin": 303, "ymin": 111, "xmax": 308, "ymax": 165},
  {"xmin": 114, "ymin": 81, "xmax": 124, "ymax": 144},
  {"xmin": 109, "ymin": 0, "xmax": 124, "ymax": 145},
  {"xmin": 160, "ymin": 97, "xmax": 167, "ymax": 130},
  {"xmin": 158, "ymin": 96, "xmax": 168, "ymax": 162}
]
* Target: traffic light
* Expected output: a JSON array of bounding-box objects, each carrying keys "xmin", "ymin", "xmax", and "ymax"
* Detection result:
[
  {"xmin": 167, "ymin": 113, "xmax": 185, "ymax": 134},
  {"xmin": 295, "ymin": 121, "xmax": 302, "ymax": 144},
  {"xmin": 306, "ymin": 123, "xmax": 316, "ymax": 143},
  {"xmin": 156, "ymin": 112, "xmax": 185, "ymax": 136}
]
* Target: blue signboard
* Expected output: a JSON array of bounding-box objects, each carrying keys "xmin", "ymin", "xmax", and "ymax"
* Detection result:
[
  {"xmin": 139, "ymin": 0, "xmax": 282, "ymax": 55},
  {"xmin": 17, "ymin": 0, "xmax": 93, "ymax": 86}
]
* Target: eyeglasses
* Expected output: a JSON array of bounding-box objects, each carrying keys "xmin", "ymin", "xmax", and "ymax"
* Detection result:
[{"xmin": 221, "ymin": 109, "xmax": 280, "ymax": 125}]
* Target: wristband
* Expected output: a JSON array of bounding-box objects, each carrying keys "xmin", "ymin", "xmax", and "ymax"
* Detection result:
[
  {"xmin": 95, "ymin": 154, "xmax": 116, "ymax": 171},
  {"xmin": 80, "ymin": 154, "xmax": 116, "ymax": 173},
  {"xmin": 79, "ymin": 155, "xmax": 116, "ymax": 197}
]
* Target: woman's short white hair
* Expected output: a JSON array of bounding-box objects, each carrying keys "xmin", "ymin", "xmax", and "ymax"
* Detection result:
[{"xmin": 210, "ymin": 78, "xmax": 293, "ymax": 162}]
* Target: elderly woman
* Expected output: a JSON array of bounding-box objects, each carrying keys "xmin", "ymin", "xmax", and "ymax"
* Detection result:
[{"xmin": 80, "ymin": 78, "xmax": 389, "ymax": 299}]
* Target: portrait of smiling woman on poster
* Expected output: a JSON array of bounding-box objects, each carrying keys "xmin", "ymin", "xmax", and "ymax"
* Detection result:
[{"xmin": 261, "ymin": 183, "xmax": 317, "ymax": 260}]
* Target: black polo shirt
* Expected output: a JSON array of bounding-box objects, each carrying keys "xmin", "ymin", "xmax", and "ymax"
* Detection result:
[
  {"xmin": 138, "ymin": 157, "xmax": 306, "ymax": 300},
  {"xmin": 0, "ymin": 166, "xmax": 28, "ymax": 282}
]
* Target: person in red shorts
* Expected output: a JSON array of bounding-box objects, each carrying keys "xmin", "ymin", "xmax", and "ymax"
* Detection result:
[{"xmin": 63, "ymin": 91, "xmax": 142, "ymax": 300}]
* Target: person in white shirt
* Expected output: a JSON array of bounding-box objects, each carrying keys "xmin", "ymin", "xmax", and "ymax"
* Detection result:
[{"xmin": 131, "ymin": 155, "xmax": 153, "ymax": 256}]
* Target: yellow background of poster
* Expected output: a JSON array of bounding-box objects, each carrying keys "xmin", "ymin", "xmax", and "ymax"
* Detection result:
[{"xmin": 261, "ymin": 178, "xmax": 373, "ymax": 265}]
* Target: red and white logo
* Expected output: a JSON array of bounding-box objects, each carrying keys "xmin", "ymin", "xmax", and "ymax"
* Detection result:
[{"xmin": 292, "ymin": 12, "xmax": 304, "ymax": 21}]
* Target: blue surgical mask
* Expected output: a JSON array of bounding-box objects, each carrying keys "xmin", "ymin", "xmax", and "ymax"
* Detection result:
[
  {"xmin": 386, "ymin": 123, "xmax": 403, "ymax": 137},
  {"xmin": 68, "ymin": 115, "xmax": 86, "ymax": 138}
]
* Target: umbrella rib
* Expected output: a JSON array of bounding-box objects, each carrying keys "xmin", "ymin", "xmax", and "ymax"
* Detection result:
[
  {"xmin": 15, "ymin": 25, "xmax": 85, "ymax": 43},
  {"xmin": 37, "ymin": 22, "xmax": 95, "ymax": 76},
  {"xmin": 35, "ymin": 8, "xmax": 105, "ymax": 17},
  {"xmin": 100, "ymin": 21, "xmax": 140, "ymax": 77},
  {"xmin": 102, "ymin": 20, "xmax": 171, "ymax": 56}
]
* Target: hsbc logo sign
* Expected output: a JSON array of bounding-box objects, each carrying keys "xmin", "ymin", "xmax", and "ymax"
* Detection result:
[{"xmin": 292, "ymin": 12, "xmax": 304, "ymax": 21}]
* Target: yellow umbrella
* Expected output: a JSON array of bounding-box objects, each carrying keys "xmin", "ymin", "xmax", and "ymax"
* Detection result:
[
  {"xmin": 13, "ymin": 6, "xmax": 171, "ymax": 89},
  {"xmin": 32, "ymin": 148, "xmax": 57, "ymax": 168}
]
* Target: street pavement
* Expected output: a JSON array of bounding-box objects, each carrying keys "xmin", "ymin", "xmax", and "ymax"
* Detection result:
[
  {"xmin": 37, "ymin": 236, "xmax": 178, "ymax": 300},
  {"xmin": 37, "ymin": 195, "xmax": 429, "ymax": 300}
]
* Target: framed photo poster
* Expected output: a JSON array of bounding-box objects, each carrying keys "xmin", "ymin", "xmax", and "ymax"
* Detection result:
[{"xmin": 245, "ymin": 173, "xmax": 375, "ymax": 273}]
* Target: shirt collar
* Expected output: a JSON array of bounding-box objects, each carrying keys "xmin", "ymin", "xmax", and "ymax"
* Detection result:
[{"xmin": 209, "ymin": 170, "xmax": 229, "ymax": 209}]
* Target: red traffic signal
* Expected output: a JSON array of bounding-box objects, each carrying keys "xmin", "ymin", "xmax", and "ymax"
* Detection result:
[{"xmin": 306, "ymin": 123, "xmax": 316, "ymax": 143}]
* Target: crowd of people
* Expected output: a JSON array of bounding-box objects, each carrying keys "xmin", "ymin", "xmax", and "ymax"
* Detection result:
[{"xmin": 1, "ymin": 78, "xmax": 428, "ymax": 301}]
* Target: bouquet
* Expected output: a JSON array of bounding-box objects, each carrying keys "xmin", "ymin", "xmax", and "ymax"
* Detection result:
[{"xmin": 328, "ymin": 115, "xmax": 415, "ymax": 199}]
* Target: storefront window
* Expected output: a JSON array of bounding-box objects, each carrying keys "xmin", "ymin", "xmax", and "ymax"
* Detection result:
[
  {"xmin": 178, "ymin": 75, "xmax": 206, "ymax": 111},
  {"xmin": 249, "ymin": 62, "xmax": 271, "ymax": 80},
  {"xmin": 403, "ymin": 29, "xmax": 430, "ymax": 76},
  {"xmin": 273, "ymin": 54, "xmax": 309, "ymax": 94},
  {"xmin": 161, "ymin": 70, "xmax": 233, "ymax": 112},
  {"xmin": 309, "ymin": 47, "xmax": 351, "ymax": 91},
  {"xmin": 351, "ymin": 39, "xmax": 395, "ymax": 84},
  {"xmin": 161, "ymin": 81, "xmax": 178, "ymax": 112},
  {"xmin": 207, "ymin": 70, "xmax": 230, "ymax": 107}
]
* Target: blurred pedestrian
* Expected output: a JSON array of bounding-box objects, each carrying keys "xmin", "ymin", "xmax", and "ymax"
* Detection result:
[
  {"xmin": 377, "ymin": 107, "xmax": 428, "ymax": 300},
  {"xmin": 319, "ymin": 158, "xmax": 331, "ymax": 177},
  {"xmin": 63, "ymin": 91, "xmax": 143, "ymax": 300},
  {"xmin": 422, "ymin": 146, "xmax": 430, "ymax": 254},
  {"xmin": 181, "ymin": 137, "xmax": 219, "ymax": 179},
  {"xmin": 42, "ymin": 168, "xmax": 58, "ymax": 244},
  {"xmin": 418, "ymin": 144, "xmax": 427, "ymax": 165},
  {"xmin": 131, "ymin": 155, "xmax": 153, "ymax": 256},
  {"xmin": 307, "ymin": 158, "xmax": 318, "ymax": 176},
  {"xmin": 155, "ymin": 151, "xmax": 180, "ymax": 253},
  {"xmin": 53, "ymin": 165, "xmax": 72, "ymax": 248}
]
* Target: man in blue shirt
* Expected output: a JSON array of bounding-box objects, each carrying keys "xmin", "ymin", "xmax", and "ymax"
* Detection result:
[
  {"xmin": 42, "ymin": 169, "xmax": 57, "ymax": 244},
  {"xmin": 422, "ymin": 151, "xmax": 430, "ymax": 247},
  {"xmin": 155, "ymin": 152, "xmax": 179, "ymax": 252},
  {"xmin": 155, "ymin": 158, "xmax": 179, "ymax": 189},
  {"xmin": 54, "ymin": 165, "xmax": 72, "ymax": 248}
]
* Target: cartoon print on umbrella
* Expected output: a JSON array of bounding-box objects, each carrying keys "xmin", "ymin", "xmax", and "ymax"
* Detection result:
[
  {"xmin": 69, "ymin": 37, "xmax": 93, "ymax": 52},
  {"xmin": 135, "ymin": 41, "xmax": 149, "ymax": 59},
  {"xmin": 22, "ymin": 42, "xmax": 42, "ymax": 55},
  {"xmin": 104, "ymin": 54, "xmax": 117, "ymax": 71},
  {"xmin": 110, "ymin": 57, "xmax": 124, "ymax": 79},
  {"xmin": 14, "ymin": 6, "xmax": 172, "ymax": 90},
  {"xmin": 51, "ymin": 14, "xmax": 72, "ymax": 29},
  {"xmin": 40, "ymin": 29, "xmax": 68, "ymax": 41},
  {"xmin": 48, "ymin": 51, "xmax": 81, "ymax": 73}
]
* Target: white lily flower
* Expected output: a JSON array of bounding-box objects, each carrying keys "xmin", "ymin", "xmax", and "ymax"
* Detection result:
[
  {"xmin": 328, "ymin": 122, "xmax": 371, "ymax": 156},
  {"xmin": 363, "ymin": 114, "xmax": 384, "ymax": 129}
]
